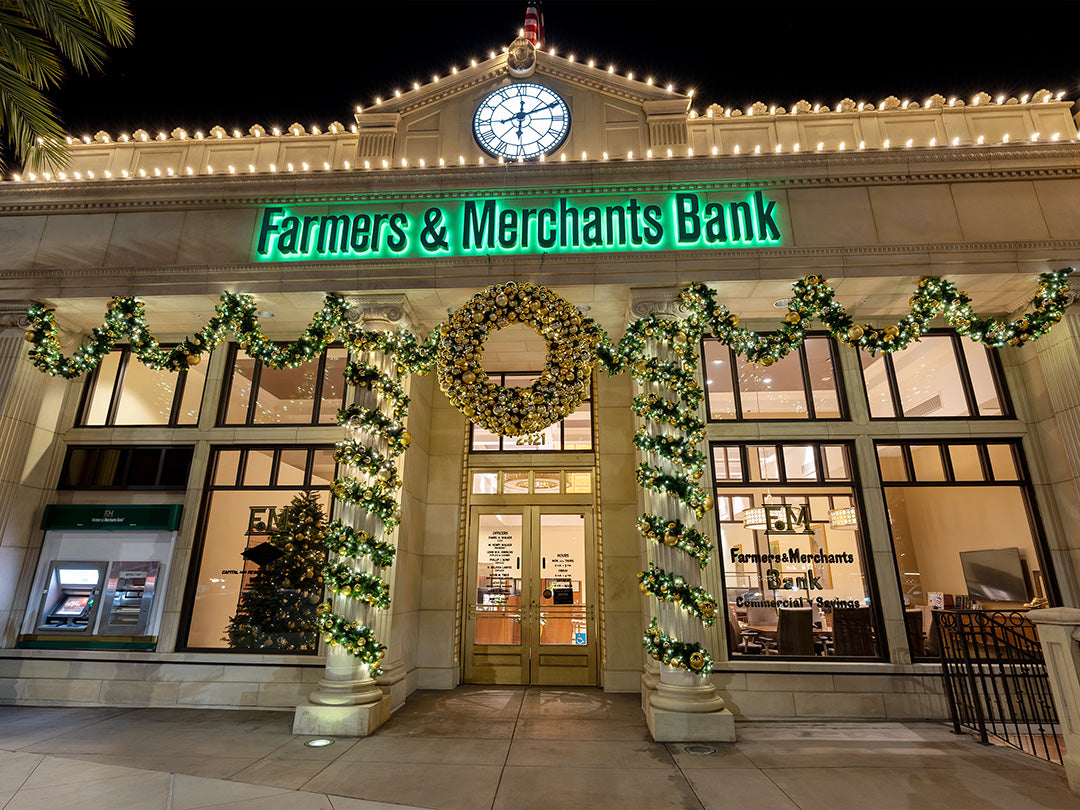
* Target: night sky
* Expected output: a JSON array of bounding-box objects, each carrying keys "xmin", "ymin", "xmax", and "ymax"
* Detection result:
[{"xmin": 52, "ymin": 1, "xmax": 1080, "ymax": 138}]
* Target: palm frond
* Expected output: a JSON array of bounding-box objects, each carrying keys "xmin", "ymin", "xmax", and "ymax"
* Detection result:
[
  {"xmin": 0, "ymin": 7, "xmax": 63, "ymax": 87},
  {"xmin": 14, "ymin": 0, "xmax": 109, "ymax": 75},
  {"xmin": 74, "ymin": 0, "xmax": 131, "ymax": 46},
  {"xmin": 0, "ymin": 60, "xmax": 66, "ymax": 171}
]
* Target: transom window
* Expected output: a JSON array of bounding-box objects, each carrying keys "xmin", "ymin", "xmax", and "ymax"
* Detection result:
[
  {"xmin": 703, "ymin": 337, "xmax": 843, "ymax": 420},
  {"xmin": 859, "ymin": 334, "xmax": 1008, "ymax": 418},
  {"xmin": 78, "ymin": 346, "xmax": 206, "ymax": 426},
  {"xmin": 470, "ymin": 373, "xmax": 593, "ymax": 452},
  {"xmin": 219, "ymin": 345, "xmax": 347, "ymax": 425},
  {"xmin": 471, "ymin": 469, "xmax": 592, "ymax": 495}
]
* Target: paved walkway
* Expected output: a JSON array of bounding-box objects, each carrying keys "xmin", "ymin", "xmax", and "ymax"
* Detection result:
[{"xmin": 0, "ymin": 686, "xmax": 1075, "ymax": 809}]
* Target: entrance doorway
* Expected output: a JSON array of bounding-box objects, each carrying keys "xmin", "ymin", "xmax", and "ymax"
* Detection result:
[{"xmin": 464, "ymin": 506, "xmax": 597, "ymax": 685}]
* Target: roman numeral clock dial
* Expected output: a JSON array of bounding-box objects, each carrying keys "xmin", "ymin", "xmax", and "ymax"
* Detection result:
[{"xmin": 473, "ymin": 83, "xmax": 570, "ymax": 160}]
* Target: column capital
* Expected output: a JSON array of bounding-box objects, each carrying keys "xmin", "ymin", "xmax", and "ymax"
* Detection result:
[
  {"xmin": 627, "ymin": 286, "xmax": 686, "ymax": 321},
  {"xmin": 345, "ymin": 294, "xmax": 417, "ymax": 331},
  {"xmin": 0, "ymin": 300, "xmax": 34, "ymax": 331}
]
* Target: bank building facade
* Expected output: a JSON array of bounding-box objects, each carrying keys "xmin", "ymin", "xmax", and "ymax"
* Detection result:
[{"xmin": 1, "ymin": 37, "xmax": 1080, "ymax": 742}]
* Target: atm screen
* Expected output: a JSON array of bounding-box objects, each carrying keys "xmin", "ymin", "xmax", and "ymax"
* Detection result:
[
  {"xmin": 58, "ymin": 569, "xmax": 99, "ymax": 586},
  {"xmin": 54, "ymin": 596, "xmax": 90, "ymax": 616}
]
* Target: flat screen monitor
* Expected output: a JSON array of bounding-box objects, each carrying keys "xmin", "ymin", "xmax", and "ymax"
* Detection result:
[
  {"xmin": 57, "ymin": 568, "xmax": 100, "ymax": 586},
  {"xmin": 959, "ymin": 547, "xmax": 1030, "ymax": 603},
  {"xmin": 54, "ymin": 596, "xmax": 90, "ymax": 616}
]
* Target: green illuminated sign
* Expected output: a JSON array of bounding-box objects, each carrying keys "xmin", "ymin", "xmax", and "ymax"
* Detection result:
[{"xmin": 253, "ymin": 189, "xmax": 782, "ymax": 261}]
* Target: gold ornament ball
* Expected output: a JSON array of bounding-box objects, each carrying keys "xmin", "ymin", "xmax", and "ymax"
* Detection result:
[
  {"xmin": 23, "ymin": 330, "xmax": 35, "ymax": 342},
  {"xmin": 461, "ymin": 371, "xmax": 476, "ymax": 384},
  {"xmin": 703, "ymin": 495, "xmax": 715, "ymax": 511},
  {"xmin": 700, "ymin": 600, "xmax": 717, "ymax": 617},
  {"xmin": 847, "ymin": 325, "xmax": 865, "ymax": 341},
  {"xmin": 663, "ymin": 533, "xmax": 678, "ymax": 546},
  {"xmin": 688, "ymin": 652, "xmax": 706, "ymax": 670},
  {"xmin": 187, "ymin": 352, "xmax": 202, "ymax": 365},
  {"xmin": 884, "ymin": 325, "xmax": 900, "ymax": 338},
  {"xmin": 784, "ymin": 311, "xmax": 801, "ymax": 324}
]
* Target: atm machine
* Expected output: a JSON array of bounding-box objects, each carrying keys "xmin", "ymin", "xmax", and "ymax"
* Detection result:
[
  {"xmin": 19, "ymin": 505, "xmax": 180, "ymax": 650},
  {"xmin": 36, "ymin": 561, "xmax": 109, "ymax": 632}
]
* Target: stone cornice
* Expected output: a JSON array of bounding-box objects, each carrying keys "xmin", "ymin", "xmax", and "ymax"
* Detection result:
[{"xmin": 2, "ymin": 143, "xmax": 1079, "ymax": 215}]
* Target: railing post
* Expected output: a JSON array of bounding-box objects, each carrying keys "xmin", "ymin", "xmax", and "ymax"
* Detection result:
[{"xmin": 1028, "ymin": 607, "xmax": 1080, "ymax": 794}]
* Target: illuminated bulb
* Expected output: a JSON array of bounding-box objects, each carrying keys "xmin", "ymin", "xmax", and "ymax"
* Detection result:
[
  {"xmin": 666, "ymin": 83, "xmax": 673, "ymax": 92},
  {"xmin": 561, "ymin": 153, "xmax": 566, "ymax": 161},
  {"xmin": 1003, "ymin": 133, "xmax": 1010, "ymax": 143},
  {"xmin": 73, "ymin": 171, "xmax": 81, "ymax": 179},
  {"xmin": 1031, "ymin": 132, "xmax": 1039, "ymax": 141},
  {"xmin": 582, "ymin": 150, "xmax": 587, "ymax": 160},
  {"xmin": 997, "ymin": 95, "xmax": 1004, "ymax": 104},
  {"xmin": 227, "ymin": 165, "xmax": 235, "ymax": 174},
  {"xmin": 287, "ymin": 162, "xmax": 294, "ymax": 171},
  {"xmin": 478, "ymin": 156, "xmax": 484, "ymax": 165},
  {"xmin": 1021, "ymin": 94, "xmax": 1029, "ymax": 104},
  {"xmin": 707, "ymin": 108, "xmax": 713, "ymax": 118},
  {"xmin": 816, "ymin": 142, "xmax": 824, "ymax": 151},
  {"xmin": 687, "ymin": 147, "xmax": 693, "ymax": 156},
  {"xmin": 977, "ymin": 135, "xmax": 985, "ymax": 145},
  {"xmin": 271, "ymin": 127, "xmax": 280, "ymax": 136},
  {"xmin": 344, "ymin": 160, "xmax": 350, "ymax": 169},
  {"xmin": 905, "ymin": 138, "xmax": 913, "ymax": 147},
  {"xmin": 269, "ymin": 163, "xmax": 277, "ymax": 172},
  {"xmin": 883, "ymin": 138, "xmax": 890, "ymax": 148},
  {"xmin": 413, "ymin": 82, "xmax": 420, "ymax": 90},
  {"xmin": 711, "ymin": 146, "xmax": 718, "ymax": 155},
  {"xmin": 774, "ymin": 144, "xmax": 782, "ymax": 153},
  {"xmin": 375, "ymin": 97, "xmax": 381, "ymax": 104},
  {"xmin": 214, "ymin": 130, "xmax": 222, "ymax": 138},
  {"xmin": 350, "ymin": 124, "xmax": 357, "ymax": 132},
  {"xmin": 12, "ymin": 174, "xmax": 18, "ymax": 181},
  {"xmin": 858, "ymin": 140, "xmax": 865, "ymax": 149},
  {"xmin": 438, "ymin": 157, "xmax": 444, "ymax": 166},
  {"xmin": 459, "ymin": 155, "xmax": 465, "ymax": 164},
  {"xmin": 401, "ymin": 158, "xmax": 407, "ymax": 167},
  {"xmin": 646, "ymin": 76, "xmax": 653, "ymax": 85},
  {"xmin": 165, "ymin": 168, "xmax": 172, "ymax": 176},
  {"xmin": 323, "ymin": 161, "xmax": 330, "ymax": 170},
  {"xmin": 207, "ymin": 165, "xmax": 214, "ymax": 174},
  {"xmin": 302, "ymin": 162, "xmax": 309, "ymax": 170},
  {"xmin": 394, "ymin": 89, "xmax": 401, "ymax": 97},
  {"xmin": 549, "ymin": 47, "xmax": 555, "ymax": 55},
  {"xmin": 154, "ymin": 167, "xmax": 162, "ymax": 176},
  {"xmin": 58, "ymin": 172, "xmax": 66, "ymax": 180},
  {"xmin": 451, "ymin": 66, "xmax": 457, "ymax": 74},
  {"xmin": 103, "ymin": 170, "xmax": 110, "ymax": 178},
  {"xmin": 538, "ymin": 153, "xmax": 545, "ymax": 162},
  {"xmin": 588, "ymin": 59, "xmax": 595, "ymax": 67},
  {"xmin": 1052, "ymin": 132, "xmax": 1061, "ymax": 141},
  {"xmin": 356, "ymin": 105, "xmax": 362, "ymax": 113},
  {"xmin": 470, "ymin": 59, "xmax": 477, "ymax": 67},
  {"xmin": 666, "ymin": 148, "xmax": 672, "ymax": 157},
  {"xmin": 28, "ymin": 172, "xmax": 36, "ymax": 180},
  {"xmin": 627, "ymin": 150, "xmax": 634, "ymax": 159},
  {"xmin": 793, "ymin": 142, "xmax": 800, "ymax": 152},
  {"xmin": 65, "ymin": 136, "xmax": 73, "ymax": 144},
  {"xmin": 44, "ymin": 171, "xmax": 52, "ymax": 180},
  {"xmin": 137, "ymin": 169, "xmax": 145, "ymax": 177},
  {"xmin": 312, "ymin": 125, "xmax": 320, "ymax": 134},
  {"xmin": 120, "ymin": 133, "xmax": 129, "ymax": 142},
  {"xmin": 732, "ymin": 144, "xmax": 740, "ymax": 154},
  {"xmin": 419, "ymin": 158, "xmax": 426, "ymax": 167},
  {"xmin": 490, "ymin": 51, "xmax": 496, "ymax": 59},
  {"xmin": 120, "ymin": 170, "xmax": 128, "ymax": 178},
  {"xmin": 838, "ymin": 141, "xmax": 845, "ymax": 150},
  {"xmin": 628, "ymin": 71, "xmax": 634, "ymax": 80},
  {"xmin": 902, "ymin": 100, "xmax": 909, "ymax": 109},
  {"xmin": 1057, "ymin": 91, "xmax": 1065, "ymax": 100},
  {"xmin": 516, "ymin": 156, "xmax": 523, "ymax": 163},
  {"xmin": 363, "ymin": 161, "xmax": 370, "ymax": 169},
  {"xmin": 195, "ymin": 131, "xmax": 203, "ymax": 139},
  {"xmin": 185, "ymin": 166, "xmax": 192, "ymax": 174},
  {"xmin": 501, "ymin": 45, "xmax": 507, "ymax": 52},
  {"xmin": 929, "ymin": 137, "xmax": 936, "ymax": 146},
  {"xmin": 608, "ymin": 65, "xmax": 614, "ymax": 73},
  {"xmin": 602, "ymin": 151, "xmax": 608, "ymax": 160}
]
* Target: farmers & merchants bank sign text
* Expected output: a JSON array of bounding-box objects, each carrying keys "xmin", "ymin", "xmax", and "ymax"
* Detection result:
[{"xmin": 253, "ymin": 188, "xmax": 782, "ymax": 261}]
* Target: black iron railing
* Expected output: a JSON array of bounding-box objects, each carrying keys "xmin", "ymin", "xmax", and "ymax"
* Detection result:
[{"xmin": 936, "ymin": 609, "xmax": 1063, "ymax": 764}]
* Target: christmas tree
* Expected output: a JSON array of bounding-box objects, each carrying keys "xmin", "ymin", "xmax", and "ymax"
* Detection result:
[{"xmin": 225, "ymin": 491, "xmax": 328, "ymax": 652}]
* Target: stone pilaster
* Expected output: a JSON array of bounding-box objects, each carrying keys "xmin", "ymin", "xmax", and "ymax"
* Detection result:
[{"xmin": 0, "ymin": 303, "xmax": 73, "ymax": 647}]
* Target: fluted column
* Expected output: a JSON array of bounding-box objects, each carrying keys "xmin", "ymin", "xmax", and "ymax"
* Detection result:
[
  {"xmin": 294, "ymin": 295, "xmax": 416, "ymax": 735},
  {"xmin": 627, "ymin": 288, "xmax": 733, "ymax": 741}
]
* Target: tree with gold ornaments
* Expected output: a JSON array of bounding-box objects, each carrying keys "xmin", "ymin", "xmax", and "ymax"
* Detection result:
[{"xmin": 225, "ymin": 491, "xmax": 328, "ymax": 652}]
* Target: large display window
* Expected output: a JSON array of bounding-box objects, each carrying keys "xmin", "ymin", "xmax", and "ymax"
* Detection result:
[
  {"xmin": 859, "ymin": 334, "xmax": 1008, "ymax": 418},
  {"xmin": 713, "ymin": 442, "xmax": 881, "ymax": 658},
  {"xmin": 702, "ymin": 336, "xmax": 844, "ymax": 420},
  {"xmin": 181, "ymin": 446, "xmax": 334, "ymax": 652},
  {"xmin": 78, "ymin": 345, "xmax": 207, "ymax": 426},
  {"xmin": 878, "ymin": 440, "xmax": 1050, "ymax": 658}
]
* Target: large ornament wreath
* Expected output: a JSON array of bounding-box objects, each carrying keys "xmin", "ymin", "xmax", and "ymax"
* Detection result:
[{"xmin": 24, "ymin": 268, "xmax": 1073, "ymax": 677}]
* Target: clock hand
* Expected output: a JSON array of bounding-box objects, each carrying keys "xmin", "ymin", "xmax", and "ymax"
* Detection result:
[{"xmin": 524, "ymin": 100, "xmax": 561, "ymax": 116}]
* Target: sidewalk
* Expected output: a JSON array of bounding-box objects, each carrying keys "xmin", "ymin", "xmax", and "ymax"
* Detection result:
[{"xmin": 0, "ymin": 686, "xmax": 1075, "ymax": 809}]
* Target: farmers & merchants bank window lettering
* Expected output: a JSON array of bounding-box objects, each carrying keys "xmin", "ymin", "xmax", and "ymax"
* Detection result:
[
  {"xmin": 252, "ymin": 187, "xmax": 783, "ymax": 262},
  {"xmin": 713, "ymin": 443, "xmax": 881, "ymax": 659}
]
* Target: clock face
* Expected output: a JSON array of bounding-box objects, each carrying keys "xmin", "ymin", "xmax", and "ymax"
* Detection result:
[{"xmin": 473, "ymin": 83, "xmax": 570, "ymax": 160}]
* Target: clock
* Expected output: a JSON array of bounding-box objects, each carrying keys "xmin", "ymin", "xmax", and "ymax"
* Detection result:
[{"xmin": 472, "ymin": 83, "xmax": 570, "ymax": 160}]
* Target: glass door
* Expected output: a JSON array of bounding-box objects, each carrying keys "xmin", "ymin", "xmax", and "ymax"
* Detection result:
[{"xmin": 464, "ymin": 506, "xmax": 596, "ymax": 685}]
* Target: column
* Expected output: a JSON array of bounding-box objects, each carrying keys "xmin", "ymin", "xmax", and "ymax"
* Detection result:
[
  {"xmin": 0, "ymin": 303, "xmax": 72, "ymax": 647},
  {"xmin": 293, "ymin": 295, "xmax": 416, "ymax": 736},
  {"xmin": 627, "ymin": 289, "xmax": 734, "ymax": 742},
  {"xmin": 1027, "ymin": 608, "xmax": 1080, "ymax": 794}
]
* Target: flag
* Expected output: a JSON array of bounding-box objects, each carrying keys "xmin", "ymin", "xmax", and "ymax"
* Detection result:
[{"xmin": 524, "ymin": 1, "xmax": 544, "ymax": 49}]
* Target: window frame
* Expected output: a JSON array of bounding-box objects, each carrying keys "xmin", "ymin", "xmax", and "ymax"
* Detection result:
[
  {"xmin": 857, "ymin": 331, "xmax": 1012, "ymax": 420},
  {"xmin": 710, "ymin": 440, "xmax": 886, "ymax": 662},
  {"xmin": 700, "ymin": 334, "xmax": 848, "ymax": 422},
  {"xmin": 57, "ymin": 445, "xmax": 195, "ymax": 490},
  {"xmin": 76, "ymin": 345, "xmax": 203, "ymax": 427},
  {"xmin": 177, "ymin": 444, "xmax": 337, "ymax": 654},
  {"xmin": 875, "ymin": 438, "xmax": 1058, "ymax": 659},
  {"xmin": 468, "ymin": 372, "xmax": 594, "ymax": 453},
  {"xmin": 216, "ymin": 343, "xmax": 348, "ymax": 427}
]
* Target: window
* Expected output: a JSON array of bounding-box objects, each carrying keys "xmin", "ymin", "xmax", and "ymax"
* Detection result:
[
  {"xmin": 877, "ymin": 440, "xmax": 1048, "ymax": 658},
  {"xmin": 470, "ymin": 373, "xmax": 593, "ymax": 451},
  {"xmin": 713, "ymin": 442, "xmax": 880, "ymax": 659},
  {"xmin": 703, "ymin": 337, "xmax": 843, "ymax": 420},
  {"xmin": 59, "ymin": 446, "xmax": 194, "ymax": 489},
  {"xmin": 181, "ymin": 446, "xmax": 335, "ymax": 652},
  {"xmin": 219, "ymin": 344, "xmax": 347, "ymax": 425},
  {"xmin": 78, "ymin": 346, "xmax": 207, "ymax": 426},
  {"xmin": 470, "ymin": 469, "xmax": 592, "ymax": 495},
  {"xmin": 859, "ymin": 334, "xmax": 1008, "ymax": 418}
]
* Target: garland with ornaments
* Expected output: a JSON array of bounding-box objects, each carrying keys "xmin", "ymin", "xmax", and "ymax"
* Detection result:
[{"xmin": 21, "ymin": 269, "xmax": 1073, "ymax": 672}]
